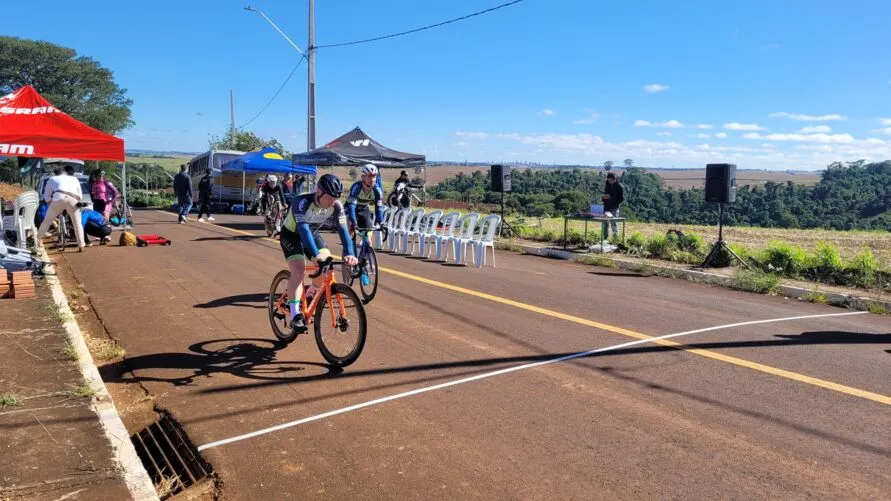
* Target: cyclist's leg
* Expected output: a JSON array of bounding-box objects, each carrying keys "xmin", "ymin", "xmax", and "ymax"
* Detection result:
[
  {"xmin": 280, "ymin": 228, "xmax": 308, "ymax": 329},
  {"xmin": 308, "ymin": 234, "xmax": 328, "ymax": 291}
]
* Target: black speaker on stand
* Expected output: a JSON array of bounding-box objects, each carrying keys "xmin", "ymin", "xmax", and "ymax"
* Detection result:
[
  {"xmin": 697, "ymin": 163, "xmax": 749, "ymax": 269},
  {"xmin": 490, "ymin": 164, "xmax": 518, "ymax": 238}
]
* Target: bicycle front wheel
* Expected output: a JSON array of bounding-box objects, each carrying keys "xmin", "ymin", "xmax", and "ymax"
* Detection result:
[
  {"xmin": 358, "ymin": 245, "xmax": 379, "ymax": 304},
  {"xmin": 314, "ymin": 283, "xmax": 367, "ymax": 367},
  {"xmin": 268, "ymin": 270, "xmax": 298, "ymax": 344}
]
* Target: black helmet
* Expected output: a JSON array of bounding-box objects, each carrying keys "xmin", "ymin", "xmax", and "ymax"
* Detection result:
[{"xmin": 317, "ymin": 173, "xmax": 343, "ymax": 198}]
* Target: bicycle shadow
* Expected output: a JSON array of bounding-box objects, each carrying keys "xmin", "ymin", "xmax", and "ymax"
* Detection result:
[
  {"xmin": 98, "ymin": 338, "xmax": 342, "ymax": 387},
  {"xmin": 194, "ymin": 293, "xmax": 267, "ymax": 309}
]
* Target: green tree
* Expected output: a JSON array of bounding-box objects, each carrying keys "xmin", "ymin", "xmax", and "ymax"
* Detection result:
[
  {"xmin": 0, "ymin": 36, "xmax": 133, "ymax": 134},
  {"xmin": 604, "ymin": 161, "xmax": 614, "ymax": 170},
  {"xmin": 209, "ymin": 130, "xmax": 286, "ymax": 154},
  {"xmin": 623, "ymin": 158, "xmax": 633, "ymax": 168}
]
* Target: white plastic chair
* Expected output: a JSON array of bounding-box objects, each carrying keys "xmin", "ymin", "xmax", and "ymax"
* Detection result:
[
  {"xmin": 13, "ymin": 191, "xmax": 39, "ymax": 249},
  {"xmin": 375, "ymin": 206, "xmax": 399, "ymax": 249},
  {"xmin": 413, "ymin": 210, "xmax": 442, "ymax": 258},
  {"xmin": 471, "ymin": 214, "xmax": 502, "ymax": 268},
  {"xmin": 388, "ymin": 207, "xmax": 412, "ymax": 252},
  {"xmin": 398, "ymin": 208, "xmax": 426, "ymax": 255},
  {"xmin": 447, "ymin": 212, "xmax": 480, "ymax": 265},
  {"xmin": 430, "ymin": 212, "xmax": 461, "ymax": 261}
]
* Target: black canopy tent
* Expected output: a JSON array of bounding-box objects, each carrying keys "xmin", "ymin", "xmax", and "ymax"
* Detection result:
[{"xmin": 291, "ymin": 127, "xmax": 425, "ymax": 168}]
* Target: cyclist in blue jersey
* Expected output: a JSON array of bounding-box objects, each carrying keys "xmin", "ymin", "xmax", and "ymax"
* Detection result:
[
  {"xmin": 279, "ymin": 174, "xmax": 358, "ymax": 334},
  {"xmin": 345, "ymin": 163, "xmax": 385, "ymax": 231}
]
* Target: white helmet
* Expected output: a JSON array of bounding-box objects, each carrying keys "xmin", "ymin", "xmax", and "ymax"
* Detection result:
[
  {"xmin": 268, "ymin": 175, "xmax": 278, "ymax": 184},
  {"xmin": 361, "ymin": 163, "xmax": 378, "ymax": 176}
]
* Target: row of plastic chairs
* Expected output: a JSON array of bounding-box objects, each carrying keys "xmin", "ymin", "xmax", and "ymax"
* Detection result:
[
  {"xmin": 374, "ymin": 206, "xmax": 501, "ymax": 267},
  {"xmin": 1, "ymin": 191, "xmax": 39, "ymax": 249}
]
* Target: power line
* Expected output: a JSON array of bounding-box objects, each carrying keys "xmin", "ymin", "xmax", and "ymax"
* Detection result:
[
  {"xmin": 316, "ymin": 0, "xmax": 525, "ymax": 49},
  {"xmin": 238, "ymin": 55, "xmax": 307, "ymax": 129}
]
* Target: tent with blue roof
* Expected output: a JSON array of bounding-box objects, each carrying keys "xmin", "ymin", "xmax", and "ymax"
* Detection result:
[{"xmin": 220, "ymin": 147, "xmax": 316, "ymax": 208}]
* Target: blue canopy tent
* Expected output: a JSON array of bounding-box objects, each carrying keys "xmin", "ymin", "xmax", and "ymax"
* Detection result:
[{"xmin": 220, "ymin": 147, "xmax": 315, "ymax": 209}]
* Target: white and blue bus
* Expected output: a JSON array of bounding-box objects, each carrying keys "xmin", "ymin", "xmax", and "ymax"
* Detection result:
[{"xmin": 186, "ymin": 149, "xmax": 245, "ymax": 207}]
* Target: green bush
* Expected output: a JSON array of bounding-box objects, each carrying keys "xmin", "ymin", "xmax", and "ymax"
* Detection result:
[
  {"xmin": 803, "ymin": 242, "xmax": 843, "ymax": 281},
  {"xmin": 847, "ymin": 248, "xmax": 878, "ymax": 288},
  {"xmin": 731, "ymin": 268, "xmax": 779, "ymax": 294},
  {"xmin": 646, "ymin": 234, "xmax": 668, "ymax": 258},
  {"xmin": 759, "ymin": 241, "xmax": 806, "ymax": 276}
]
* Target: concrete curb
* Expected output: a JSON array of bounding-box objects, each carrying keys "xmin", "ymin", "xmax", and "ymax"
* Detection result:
[
  {"xmin": 496, "ymin": 242, "xmax": 890, "ymax": 313},
  {"xmin": 37, "ymin": 249, "xmax": 160, "ymax": 501}
]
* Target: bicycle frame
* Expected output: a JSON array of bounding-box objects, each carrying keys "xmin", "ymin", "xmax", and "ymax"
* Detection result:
[{"xmin": 272, "ymin": 261, "xmax": 348, "ymax": 329}]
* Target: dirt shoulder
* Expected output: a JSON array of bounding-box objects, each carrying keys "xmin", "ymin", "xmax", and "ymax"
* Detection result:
[{"xmin": 0, "ymin": 278, "xmax": 133, "ymax": 500}]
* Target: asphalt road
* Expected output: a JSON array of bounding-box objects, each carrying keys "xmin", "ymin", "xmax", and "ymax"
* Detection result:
[{"xmin": 60, "ymin": 210, "xmax": 890, "ymax": 500}]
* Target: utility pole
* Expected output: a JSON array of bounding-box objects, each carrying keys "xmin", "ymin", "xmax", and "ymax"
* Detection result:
[
  {"xmin": 230, "ymin": 89, "xmax": 237, "ymax": 150},
  {"xmin": 307, "ymin": 0, "xmax": 316, "ymax": 151}
]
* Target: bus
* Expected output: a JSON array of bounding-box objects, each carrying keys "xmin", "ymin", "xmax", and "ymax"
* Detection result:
[{"xmin": 187, "ymin": 149, "xmax": 245, "ymax": 208}]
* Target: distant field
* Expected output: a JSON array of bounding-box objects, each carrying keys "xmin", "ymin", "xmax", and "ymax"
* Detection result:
[
  {"xmin": 126, "ymin": 154, "xmax": 193, "ymax": 171},
  {"xmin": 321, "ymin": 164, "xmax": 823, "ymax": 190}
]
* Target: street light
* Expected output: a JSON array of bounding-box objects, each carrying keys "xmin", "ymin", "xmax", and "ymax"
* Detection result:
[{"xmin": 244, "ymin": 3, "xmax": 316, "ymax": 151}]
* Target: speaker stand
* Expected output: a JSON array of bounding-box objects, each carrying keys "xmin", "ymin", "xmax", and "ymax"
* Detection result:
[
  {"xmin": 695, "ymin": 203, "xmax": 749, "ymax": 270},
  {"xmin": 498, "ymin": 190, "xmax": 519, "ymax": 238}
]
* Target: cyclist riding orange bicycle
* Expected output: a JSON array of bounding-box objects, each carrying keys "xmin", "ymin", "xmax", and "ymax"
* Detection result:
[
  {"xmin": 279, "ymin": 173, "xmax": 358, "ymax": 335},
  {"xmin": 345, "ymin": 163, "xmax": 385, "ymax": 232}
]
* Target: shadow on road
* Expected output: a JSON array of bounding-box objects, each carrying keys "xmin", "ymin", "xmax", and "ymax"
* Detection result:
[
  {"xmin": 216, "ymin": 222, "xmax": 265, "ymax": 232},
  {"xmin": 588, "ymin": 271, "xmax": 653, "ymax": 278},
  {"xmin": 194, "ymin": 293, "xmax": 267, "ymax": 309},
  {"xmin": 192, "ymin": 235, "xmax": 266, "ymax": 242},
  {"xmin": 99, "ymin": 338, "xmax": 342, "ymax": 387}
]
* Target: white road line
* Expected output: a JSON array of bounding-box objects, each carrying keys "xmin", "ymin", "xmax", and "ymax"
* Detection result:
[{"xmin": 196, "ymin": 310, "xmax": 867, "ymax": 451}]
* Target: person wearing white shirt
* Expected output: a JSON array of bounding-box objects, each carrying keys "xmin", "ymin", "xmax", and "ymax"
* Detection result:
[{"xmin": 35, "ymin": 165, "xmax": 86, "ymax": 251}]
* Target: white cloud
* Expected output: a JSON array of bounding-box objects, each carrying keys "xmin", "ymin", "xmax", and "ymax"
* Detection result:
[
  {"xmin": 644, "ymin": 83, "xmax": 669, "ymax": 93},
  {"xmin": 725, "ymin": 122, "xmax": 766, "ymax": 131},
  {"xmin": 695, "ymin": 124, "xmax": 713, "ymax": 129},
  {"xmin": 455, "ymin": 132, "xmax": 489, "ymax": 139},
  {"xmin": 797, "ymin": 125, "xmax": 832, "ymax": 133},
  {"xmin": 635, "ymin": 119, "xmax": 685, "ymax": 128},
  {"xmin": 871, "ymin": 127, "xmax": 891, "ymax": 136},
  {"xmin": 695, "ymin": 133, "xmax": 710, "ymax": 139},
  {"xmin": 494, "ymin": 131, "xmax": 891, "ymax": 171},
  {"xmin": 657, "ymin": 131, "xmax": 672, "ymax": 136},
  {"xmin": 743, "ymin": 132, "xmax": 856, "ymax": 143},
  {"xmin": 769, "ymin": 112, "xmax": 847, "ymax": 121},
  {"xmin": 715, "ymin": 132, "xmax": 728, "ymax": 138},
  {"xmin": 537, "ymin": 108, "xmax": 556, "ymax": 116},
  {"xmin": 878, "ymin": 118, "xmax": 891, "ymax": 126},
  {"xmin": 572, "ymin": 112, "xmax": 600, "ymax": 125}
]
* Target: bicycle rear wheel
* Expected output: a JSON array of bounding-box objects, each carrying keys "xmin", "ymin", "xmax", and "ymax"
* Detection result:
[
  {"xmin": 268, "ymin": 270, "xmax": 298, "ymax": 344},
  {"xmin": 314, "ymin": 283, "xmax": 366, "ymax": 367}
]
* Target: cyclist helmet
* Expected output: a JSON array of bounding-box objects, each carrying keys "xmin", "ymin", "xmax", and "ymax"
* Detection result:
[
  {"xmin": 268, "ymin": 175, "xmax": 278, "ymax": 185},
  {"xmin": 317, "ymin": 173, "xmax": 344, "ymax": 198},
  {"xmin": 361, "ymin": 163, "xmax": 378, "ymax": 177}
]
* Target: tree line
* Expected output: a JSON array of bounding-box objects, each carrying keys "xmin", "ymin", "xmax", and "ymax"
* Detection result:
[{"xmin": 430, "ymin": 161, "xmax": 891, "ymax": 231}]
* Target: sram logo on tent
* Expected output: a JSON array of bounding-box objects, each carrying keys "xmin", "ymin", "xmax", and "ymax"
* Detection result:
[
  {"xmin": 350, "ymin": 139, "xmax": 370, "ymax": 147},
  {"xmin": 0, "ymin": 143, "xmax": 35, "ymax": 155},
  {"xmin": 0, "ymin": 106, "xmax": 58, "ymax": 115}
]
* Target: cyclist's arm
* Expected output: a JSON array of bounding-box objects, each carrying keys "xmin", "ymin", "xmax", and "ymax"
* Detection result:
[
  {"xmin": 373, "ymin": 186, "xmax": 385, "ymax": 225},
  {"xmin": 332, "ymin": 201, "xmax": 356, "ymax": 257},
  {"xmin": 345, "ymin": 183, "xmax": 361, "ymax": 227}
]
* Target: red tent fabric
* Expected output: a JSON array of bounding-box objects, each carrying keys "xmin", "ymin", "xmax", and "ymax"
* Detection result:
[{"xmin": 0, "ymin": 85, "xmax": 125, "ymax": 161}]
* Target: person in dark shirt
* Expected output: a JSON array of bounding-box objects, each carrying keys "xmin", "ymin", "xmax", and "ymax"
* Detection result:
[
  {"xmin": 601, "ymin": 172, "xmax": 624, "ymax": 238},
  {"xmin": 197, "ymin": 168, "xmax": 215, "ymax": 222},
  {"xmin": 173, "ymin": 164, "xmax": 193, "ymax": 224}
]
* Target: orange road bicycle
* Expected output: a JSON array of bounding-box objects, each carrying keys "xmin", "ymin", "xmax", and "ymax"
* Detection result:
[{"xmin": 268, "ymin": 258, "xmax": 367, "ymax": 367}]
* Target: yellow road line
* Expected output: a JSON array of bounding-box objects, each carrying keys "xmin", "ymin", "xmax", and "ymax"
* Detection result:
[{"xmin": 177, "ymin": 213, "xmax": 890, "ymax": 406}]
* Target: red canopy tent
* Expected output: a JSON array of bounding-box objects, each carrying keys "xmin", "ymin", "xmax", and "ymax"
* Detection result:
[
  {"xmin": 0, "ymin": 85, "xmax": 124, "ymax": 161},
  {"xmin": 0, "ymin": 85, "xmax": 132, "ymax": 227}
]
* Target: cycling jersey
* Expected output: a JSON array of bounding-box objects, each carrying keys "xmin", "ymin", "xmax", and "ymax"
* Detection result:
[
  {"xmin": 281, "ymin": 193, "xmax": 355, "ymax": 261},
  {"xmin": 345, "ymin": 181, "xmax": 384, "ymax": 228}
]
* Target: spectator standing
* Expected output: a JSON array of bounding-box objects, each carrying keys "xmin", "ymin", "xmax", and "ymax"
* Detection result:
[
  {"xmin": 601, "ymin": 172, "xmax": 624, "ymax": 238},
  {"xmin": 197, "ymin": 168, "xmax": 215, "ymax": 222},
  {"xmin": 173, "ymin": 164, "xmax": 193, "ymax": 224}
]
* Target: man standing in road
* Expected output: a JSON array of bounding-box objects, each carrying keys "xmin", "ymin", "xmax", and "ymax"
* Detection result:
[
  {"xmin": 35, "ymin": 165, "xmax": 86, "ymax": 251},
  {"xmin": 601, "ymin": 172, "xmax": 624, "ymax": 239},
  {"xmin": 197, "ymin": 168, "xmax": 215, "ymax": 222},
  {"xmin": 174, "ymin": 164, "xmax": 193, "ymax": 224}
]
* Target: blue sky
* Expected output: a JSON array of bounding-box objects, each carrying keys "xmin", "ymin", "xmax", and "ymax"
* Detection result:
[{"xmin": 5, "ymin": 0, "xmax": 891, "ymax": 170}]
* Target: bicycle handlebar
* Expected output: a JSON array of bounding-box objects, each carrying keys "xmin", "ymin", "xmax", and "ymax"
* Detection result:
[{"xmin": 308, "ymin": 257, "xmax": 344, "ymax": 279}]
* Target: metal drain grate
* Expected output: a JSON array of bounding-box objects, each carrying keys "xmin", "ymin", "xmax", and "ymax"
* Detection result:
[{"xmin": 131, "ymin": 413, "xmax": 211, "ymax": 498}]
